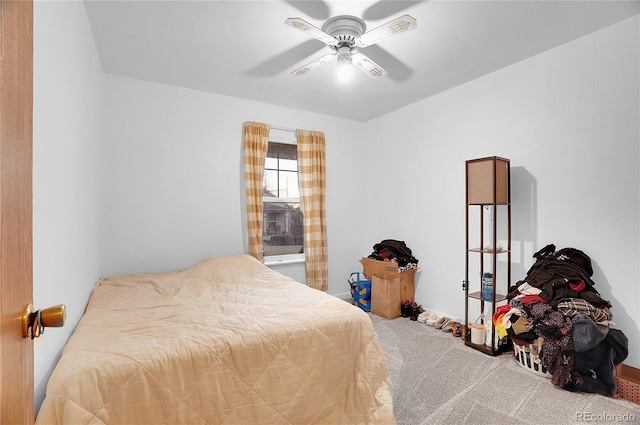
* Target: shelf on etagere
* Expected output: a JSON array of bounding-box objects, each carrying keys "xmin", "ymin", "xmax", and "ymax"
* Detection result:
[
  {"xmin": 464, "ymin": 338, "xmax": 511, "ymax": 355},
  {"xmin": 467, "ymin": 291, "xmax": 508, "ymax": 303}
]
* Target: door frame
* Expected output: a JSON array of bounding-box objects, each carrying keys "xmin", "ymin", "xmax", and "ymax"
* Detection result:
[{"xmin": 0, "ymin": 0, "xmax": 35, "ymax": 423}]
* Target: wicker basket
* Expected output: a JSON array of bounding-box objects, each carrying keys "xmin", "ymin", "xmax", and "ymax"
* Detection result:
[{"xmin": 513, "ymin": 338, "xmax": 551, "ymax": 378}]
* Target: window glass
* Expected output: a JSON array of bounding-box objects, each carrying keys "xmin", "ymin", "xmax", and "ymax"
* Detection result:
[{"xmin": 263, "ymin": 142, "xmax": 304, "ymax": 259}]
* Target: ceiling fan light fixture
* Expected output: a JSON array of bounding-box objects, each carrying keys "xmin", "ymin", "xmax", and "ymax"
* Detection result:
[
  {"xmin": 336, "ymin": 46, "xmax": 353, "ymax": 82},
  {"xmin": 336, "ymin": 46, "xmax": 352, "ymax": 65},
  {"xmin": 285, "ymin": 13, "xmax": 416, "ymax": 80},
  {"xmin": 336, "ymin": 62, "xmax": 354, "ymax": 82}
]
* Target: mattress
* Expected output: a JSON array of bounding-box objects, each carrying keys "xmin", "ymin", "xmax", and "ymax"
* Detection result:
[{"xmin": 36, "ymin": 254, "xmax": 395, "ymax": 424}]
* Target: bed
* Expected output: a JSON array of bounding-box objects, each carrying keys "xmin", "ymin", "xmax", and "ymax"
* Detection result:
[{"xmin": 36, "ymin": 254, "xmax": 395, "ymax": 424}]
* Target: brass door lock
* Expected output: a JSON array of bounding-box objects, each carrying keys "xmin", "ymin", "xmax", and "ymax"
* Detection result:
[{"xmin": 22, "ymin": 303, "xmax": 66, "ymax": 339}]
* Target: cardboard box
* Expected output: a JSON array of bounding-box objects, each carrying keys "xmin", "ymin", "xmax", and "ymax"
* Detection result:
[
  {"xmin": 370, "ymin": 276, "xmax": 401, "ymax": 319},
  {"xmin": 360, "ymin": 258, "xmax": 417, "ymax": 316}
]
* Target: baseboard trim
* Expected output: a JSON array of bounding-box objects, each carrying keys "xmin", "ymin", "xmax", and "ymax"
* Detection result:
[{"xmin": 333, "ymin": 292, "xmax": 352, "ymax": 303}]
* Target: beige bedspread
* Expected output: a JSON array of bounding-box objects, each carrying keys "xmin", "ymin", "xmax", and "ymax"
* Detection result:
[{"xmin": 36, "ymin": 255, "xmax": 395, "ymax": 424}]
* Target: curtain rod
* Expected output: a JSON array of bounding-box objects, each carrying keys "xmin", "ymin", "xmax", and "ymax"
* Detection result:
[{"xmin": 270, "ymin": 125, "xmax": 296, "ymax": 133}]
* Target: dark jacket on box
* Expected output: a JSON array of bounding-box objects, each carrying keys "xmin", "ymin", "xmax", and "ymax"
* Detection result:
[{"xmin": 368, "ymin": 239, "xmax": 418, "ymax": 267}]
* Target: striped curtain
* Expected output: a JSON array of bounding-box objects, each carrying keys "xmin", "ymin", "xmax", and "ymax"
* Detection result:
[
  {"xmin": 297, "ymin": 129, "xmax": 328, "ymax": 291},
  {"xmin": 243, "ymin": 121, "xmax": 270, "ymax": 261}
]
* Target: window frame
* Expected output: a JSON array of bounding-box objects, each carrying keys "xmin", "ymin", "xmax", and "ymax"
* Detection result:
[{"xmin": 262, "ymin": 129, "xmax": 305, "ymax": 266}]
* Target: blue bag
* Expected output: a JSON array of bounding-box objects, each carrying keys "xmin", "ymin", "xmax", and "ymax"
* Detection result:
[{"xmin": 348, "ymin": 272, "xmax": 372, "ymax": 312}]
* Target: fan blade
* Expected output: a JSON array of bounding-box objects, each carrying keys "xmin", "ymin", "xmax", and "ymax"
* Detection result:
[
  {"xmin": 285, "ymin": 17, "xmax": 338, "ymax": 46},
  {"xmin": 355, "ymin": 14, "xmax": 417, "ymax": 48},
  {"xmin": 291, "ymin": 53, "xmax": 335, "ymax": 76},
  {"xmin": 352, "ymin": 52, "xmax": 387, "ymax": 78}
]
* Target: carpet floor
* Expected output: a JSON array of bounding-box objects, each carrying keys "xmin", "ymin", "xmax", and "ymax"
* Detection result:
[{"xmin": 369, "ymin": 313, "xmax": 640, "ymax": 425}]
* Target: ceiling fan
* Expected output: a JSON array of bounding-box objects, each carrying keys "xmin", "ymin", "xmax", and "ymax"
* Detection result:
[{"xmin": 285, "ymin": 13, "xmax": 417, "ymax": 79}]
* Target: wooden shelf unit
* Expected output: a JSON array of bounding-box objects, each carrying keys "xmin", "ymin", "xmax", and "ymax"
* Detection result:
[{"xmin": 464, "ymin": 156, "xmax": 512, "ymax": 356}]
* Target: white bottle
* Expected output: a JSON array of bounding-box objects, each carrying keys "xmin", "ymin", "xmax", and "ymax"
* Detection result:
[{"xmin": 484, "ymin": 305, "xmax": 497, "ymax": 348}]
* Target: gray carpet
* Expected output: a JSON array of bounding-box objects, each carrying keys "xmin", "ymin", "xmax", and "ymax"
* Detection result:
[{"xmin": 369, "ymin": 314, "xmax": 640, "ymax": 425}]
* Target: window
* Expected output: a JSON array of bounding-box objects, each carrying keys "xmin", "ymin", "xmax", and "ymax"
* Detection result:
[{"xmin": 262, "ymin": 139, "xmax": 304, "ymax": 263}]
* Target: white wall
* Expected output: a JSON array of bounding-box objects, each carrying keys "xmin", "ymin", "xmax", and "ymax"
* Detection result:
[
  {"xmin": 32, "ymin": 0, "xmax": 104, "ymax": 412},
  {"xmin": 363, "ymin": 16, "xmax": 640, "ymax": 367},
  {"xmin": 100, "ymin": 75, "xmax": 366, "ymax": 295}
]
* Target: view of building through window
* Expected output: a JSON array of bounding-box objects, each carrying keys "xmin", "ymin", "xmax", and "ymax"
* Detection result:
[{"xmin": 263, "ymin": 142, "xmax": 303, "ymax": 258}]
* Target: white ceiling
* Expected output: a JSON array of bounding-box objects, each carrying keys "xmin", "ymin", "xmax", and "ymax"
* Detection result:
[{"xmin": 84, "ymin": 0, "xmax": 639, "ymax": 122}]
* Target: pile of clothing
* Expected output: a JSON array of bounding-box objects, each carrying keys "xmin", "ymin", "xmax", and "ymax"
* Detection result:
[
  {"xmin": 367, "ymin": 239, "xmax": 418, "ymax": 272},
  {"xmin": 495, "ymin": 244, "xmax": 628, "ymax": 396}
]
